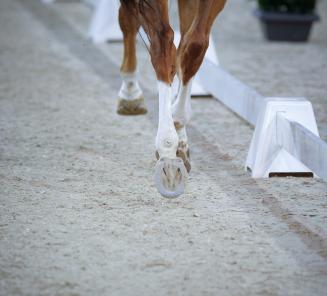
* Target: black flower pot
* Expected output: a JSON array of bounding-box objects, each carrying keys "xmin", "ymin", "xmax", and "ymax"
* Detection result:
[{"xmin": 254, "ymin": 9, "xmax": 319, "ymax": 42}]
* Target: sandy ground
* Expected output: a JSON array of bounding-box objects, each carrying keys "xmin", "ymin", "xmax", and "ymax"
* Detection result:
[{"xmin": 0, "ymin": 0, "xmax": 327, "ymax": 295}]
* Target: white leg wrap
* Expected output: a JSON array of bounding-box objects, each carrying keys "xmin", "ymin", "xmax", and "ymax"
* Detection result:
[
  {"xmin": 172, "ymin": 79, "xmax": 193, "ymax": 126},
  {"xmin": 118, "ymin": 71, "xmax": 143, "ymax": 100},
  {"xmin": 156, "ymin": 82, "xmax": 179, "ymax": 158}
]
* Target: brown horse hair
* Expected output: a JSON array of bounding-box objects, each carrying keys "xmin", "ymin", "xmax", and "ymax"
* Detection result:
[
  {"xmin": 120, "ymin": 0, "xmax": 168, "ymax": 45},
  {"xmin": 120, "ymin": 0, "xmax": 176, "ymax": 83},
  {"xmin": 120, "ymin": 0, "xmax": 154, "ymax": 16}
]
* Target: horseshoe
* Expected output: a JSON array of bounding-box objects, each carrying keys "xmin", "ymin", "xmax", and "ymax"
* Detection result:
[{"xmin": 154, "ymin": 157, "xmax": 188, "ymax": 198}]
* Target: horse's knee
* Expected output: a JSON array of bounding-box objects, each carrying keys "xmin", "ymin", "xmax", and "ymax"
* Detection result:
[{"xmin": 150, "ymin": 25, "xmax": 176, "ymax": 83}]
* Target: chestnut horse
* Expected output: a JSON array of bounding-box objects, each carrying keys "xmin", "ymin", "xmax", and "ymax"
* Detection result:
[{"xmin": 117, "ymin": 0, "xmax": 226, "ymax": 197}]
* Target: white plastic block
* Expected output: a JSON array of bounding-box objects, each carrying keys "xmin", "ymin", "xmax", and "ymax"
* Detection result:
[{"xmin": 246, "ymin": 97, "xmax": 319, "ymax": 178}]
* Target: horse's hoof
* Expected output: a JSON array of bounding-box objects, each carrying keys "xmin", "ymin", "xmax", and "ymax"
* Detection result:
[
  {"xmin": 154, "ymin": 157, "xmax": 188, "ymax": 198},
  {"xmin": 117, "ymin": 97, "xmax": 148, "ymax": 115},
  {"xmin": 155, "ymin": 149, "xmax": 191, "ymax": 173}
]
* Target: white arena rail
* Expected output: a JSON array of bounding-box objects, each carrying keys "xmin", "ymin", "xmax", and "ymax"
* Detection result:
[{"xmin": 198, "ymin": 59, "xmax": 327, "ymax": 182}]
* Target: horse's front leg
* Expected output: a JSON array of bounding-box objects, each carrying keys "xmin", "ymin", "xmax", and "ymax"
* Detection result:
[
  {"xmin": 155, "ymin": 81, "xmax": 188, "ymax": 198},
  {"xmin": 117, "ymin": 2, "xmax": 147, "ymax": 115},
  {"xmin": 137, "ymin": 0, "xmax": 188, "ymax": 197},
  {"xmin": 152, "ymin": 34, "xmax": 188, "ymax": 198},
  {"xmin": 156, "ymin": 82, "xmax": 178, "ymax": 159}
]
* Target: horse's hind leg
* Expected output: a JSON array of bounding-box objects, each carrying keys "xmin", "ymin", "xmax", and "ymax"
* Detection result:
[
  {"xmin": 173, "ymin": 0, "xmax": 226, "ymax": 172},
  {"xmin": 170, "ymin": 0, "xmax": 198, "ymax": 173},
  {"xmin": 177, "ymin": 0, "xmax": 226, "ymax": 85},
  {"xmin": 117, "ymin": 2, "xmax": 147, "ymax": 115}
]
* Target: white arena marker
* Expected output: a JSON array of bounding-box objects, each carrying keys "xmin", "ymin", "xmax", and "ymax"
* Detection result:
[
  {"xmin": 246, "ymin": 98, "xmax": 319, "ymax": 178},
  {"xmin": 89, "ymin": 0, "xmax": 123, "ymax": 43},
  {"xmin": 198, "ymin": 59, "xmax": 327, "ymax": 181}
]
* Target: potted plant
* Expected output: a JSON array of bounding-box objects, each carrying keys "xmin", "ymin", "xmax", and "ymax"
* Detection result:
[{"xmin": 254, "ymin": 0, "xmax": 320, "ymax": 42}]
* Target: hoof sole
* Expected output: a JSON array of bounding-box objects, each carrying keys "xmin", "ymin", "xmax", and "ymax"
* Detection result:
[{"xmin": 117, "ymin": 97, "xmax": 148, "ymax": 115}]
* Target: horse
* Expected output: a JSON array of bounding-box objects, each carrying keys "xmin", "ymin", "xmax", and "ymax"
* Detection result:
[{"xmin": 117, "ymin": 0, "xmax": 226, "ymax": 197}]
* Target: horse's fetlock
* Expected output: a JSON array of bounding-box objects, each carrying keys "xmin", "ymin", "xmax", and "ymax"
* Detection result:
[{"xmin": 161, "ymin": 134, "xmax": 178, "ymax": 149}]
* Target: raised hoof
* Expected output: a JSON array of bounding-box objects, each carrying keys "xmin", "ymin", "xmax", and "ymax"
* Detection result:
[
  {"xmin": 117, "ymin": 97, "xmax": 148, "ymax": 115},
  {"xmin": 154, "ymin": 157, "xmax": 188, "ymax": 198},
  {"xmin": 155, "ymin": 149, "xmax": 191, "ymax": 173}
]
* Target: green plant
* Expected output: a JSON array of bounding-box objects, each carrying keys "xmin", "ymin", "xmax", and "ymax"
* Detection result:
[{"xmin": 257, "ymin": 0, "xmax": 316, "ymax": 14}]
